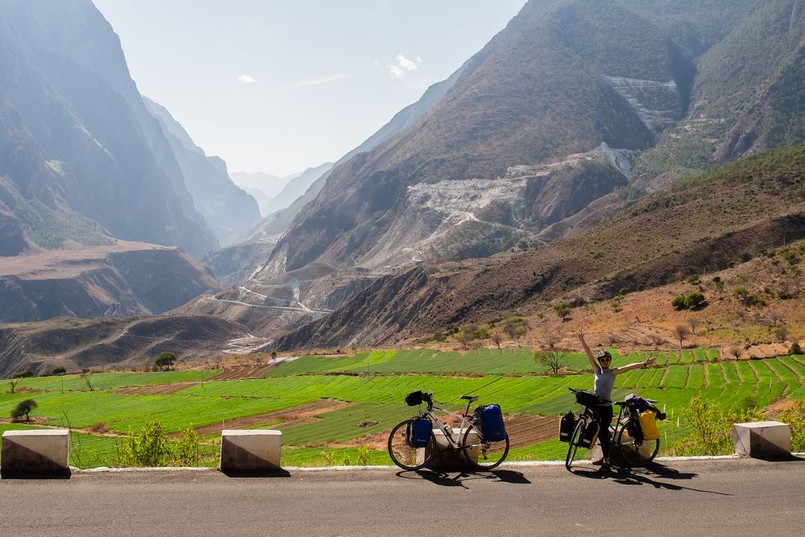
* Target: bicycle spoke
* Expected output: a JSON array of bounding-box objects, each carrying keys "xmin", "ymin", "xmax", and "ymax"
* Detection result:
[
  {"xmin": 463, "ymin": 425, "xmax": 509, "ymax": 470},
  {"xmin": 387, "ymin": 419, "xmax": 434, "ymax": 471}
]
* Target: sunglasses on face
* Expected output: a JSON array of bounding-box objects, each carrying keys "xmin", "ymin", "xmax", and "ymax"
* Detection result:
[{"xmin": 599, "ymin": 357, "xmax": 611, "ymax": 361}]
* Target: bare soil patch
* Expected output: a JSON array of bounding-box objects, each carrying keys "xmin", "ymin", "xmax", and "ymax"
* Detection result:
[
  {"xmin": 208, "ymin": 363, "xmax": 276, "ymax": 380},
  {"xmin": 505, "ymin": 414, "xmax": 560, "ymax": 448},
  {"xmin": 116, "ymin": 382, "xmax": 198, "ymax": 395},
  {"xmin": 191, "ymin": 399, "xmax": 351, "ymax": 438}
]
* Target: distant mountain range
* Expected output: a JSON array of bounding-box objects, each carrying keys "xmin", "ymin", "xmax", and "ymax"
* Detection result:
[{"xmin": 1, "ymin": 0, "xmax": 804, "ymax": 375}]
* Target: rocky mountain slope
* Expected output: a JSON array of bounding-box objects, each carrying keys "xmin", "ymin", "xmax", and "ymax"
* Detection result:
[
  {"xmin": 273, "ymin": 143, "xmax": 805, "ymax": 350},
  {"xmin": 0, "ymin": 0, "xmax": 263, "ymax": 331},
  {"xmin": 0, "ymin": 241, "xmax": 220, "ymax": 323},
  {"xmin": 205, "ymin": 0, "xmax": 804, "ymax": 338},
  {"xmin": 0, "ymin": 0, "xmax": 219, "ymax": 258}
]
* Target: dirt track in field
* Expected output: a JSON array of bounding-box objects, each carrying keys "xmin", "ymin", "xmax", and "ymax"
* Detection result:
[{"xmin": 191, "ymin": 399, "xmax": 352, "ymax": 438}]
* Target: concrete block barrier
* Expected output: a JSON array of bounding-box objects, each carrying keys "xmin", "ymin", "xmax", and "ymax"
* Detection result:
[
  {"xmin": 733, "ymin": 421, "xmax": 791, "ymax": 459},
  {"xmin": 220, "ymin": 430, "xmax": 283, "ymax": 475},
  {"xmin": 425, "ymin": 428, "xmax": 478, "ymax": 470},
  {"xmin": 1, "ymin": 429, "xmax": 70, "ymax": 478}
]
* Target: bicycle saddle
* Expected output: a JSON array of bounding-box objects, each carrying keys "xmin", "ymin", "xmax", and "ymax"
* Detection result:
[{"xmin": 461, "ymin": 395, "xmax": 479, "ymax": 402}]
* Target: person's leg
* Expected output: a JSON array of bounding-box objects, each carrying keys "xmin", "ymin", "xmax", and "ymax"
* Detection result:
[{"xmin": 596, "ymin": 405, "xmax": 613, "ymax": 463}]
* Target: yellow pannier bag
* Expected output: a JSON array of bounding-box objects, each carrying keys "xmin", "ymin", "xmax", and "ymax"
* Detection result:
[{"xmin": 639, "ymin": 410, "xmax": 660, "ymax": 440}]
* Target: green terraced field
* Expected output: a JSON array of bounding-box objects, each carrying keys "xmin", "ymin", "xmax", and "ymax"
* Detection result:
[{"xmin": 1, "ymin": 349, "xmax": 802, "ymax": 469}]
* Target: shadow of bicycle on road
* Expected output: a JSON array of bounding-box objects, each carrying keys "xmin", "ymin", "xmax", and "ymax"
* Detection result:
[
  {"xmin": 394, "ymin": 468, "xmax": 532, "ymax": 488},
  {"xmin": 572, "ymin": 460, "xmax": 731, "ymax": 496}
]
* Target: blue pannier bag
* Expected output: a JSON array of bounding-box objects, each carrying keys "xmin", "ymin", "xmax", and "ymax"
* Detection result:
[
  {"xmin": 407, "ymin": 417, "xmax": 432, "ymax": 448},
  {"xmin": 479, "ymin": 404, "xmax": 506, "ymax": 442}
]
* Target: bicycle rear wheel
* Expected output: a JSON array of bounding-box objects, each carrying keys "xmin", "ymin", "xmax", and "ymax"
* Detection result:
[
  {"xmin": 387, "ymin": 419, "xmax": 435, "ymax": 471},
  {"xmin": 565, "ymin": 418, "xmax": 585, "ymax": 470},
  {"xmin": 463, "ymin": 425, "xmax": 509, "ymax": 470},
  {"xmin": 614, "ymin": 425, "xmax": 660, "ymax": 467}
]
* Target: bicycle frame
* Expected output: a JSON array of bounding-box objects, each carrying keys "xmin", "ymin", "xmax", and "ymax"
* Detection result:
[
  {"xmin": 419, "ymin": 398, "xmax": 478, "ymax": 452},
  {"xmin": 389, "ymin": 391, "xmax": 510, "ymax": 471}
]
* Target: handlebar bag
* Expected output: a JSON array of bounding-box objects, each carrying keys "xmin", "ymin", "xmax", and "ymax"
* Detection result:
[
  {"xmin": 559, "ymin": 412, "xmax": 576, "ymax": 442},
  {"xmin": 575, "ymin": 390, "xmax": 602, "ymax": 408},
  {"xmin": 638, "ymin": 410, "xmax": 660, "ymax": 440},
  {"xmin": 405, "ymin": 391, "xmax": 424, "ymax": 406},
  {"xmin": 407, "ymin": 417, "xmax": 432, "ymax": 448},
  {"xmin": 479, "ymin": 404, "xmax": 507, "ymax": 442}
]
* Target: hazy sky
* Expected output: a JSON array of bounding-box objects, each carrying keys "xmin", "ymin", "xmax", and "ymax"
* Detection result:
[{"xmin": 92, "ymin": 0, "xmax": 527, "ymax": 177}]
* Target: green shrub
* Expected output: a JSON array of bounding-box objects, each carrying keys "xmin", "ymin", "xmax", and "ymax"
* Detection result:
[
  {"xmin": 672, "ymin": 295, "xmax": 688, "ymax": 309},
  {"xmin": 671, "ymin": 395, "xmax": 762, "ymax": 456},
  {"xmin": 174, "ymin": 427, "xmax": 202, "ymax": 466},
  {"xmin": 672, "ymin": 292, "xmax": 707, "ymax": 310},
  {"xmin": 118, "ymin": 419, "xmax": 171, "ymax": 467},
  {"xmin": 114, "ymin": 420, "xmax": 204, "ymax": 467},
  {"xmin": 778, "ymin": 402, "xmax": 805, "ymax": 452}
]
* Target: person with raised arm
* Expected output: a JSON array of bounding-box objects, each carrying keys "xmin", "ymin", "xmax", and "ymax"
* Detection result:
[{"xmin": 577, "ymin": 329, "xmax": 656, "ymax": 469}]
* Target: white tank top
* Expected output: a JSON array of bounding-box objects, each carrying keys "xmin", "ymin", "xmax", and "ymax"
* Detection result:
[{"xmin": 593, "ymin": 369, "xmax": 615, "ymax": 404}]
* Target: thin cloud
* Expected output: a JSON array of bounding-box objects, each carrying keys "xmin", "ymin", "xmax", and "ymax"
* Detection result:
[
  {"xmin": 287, "ymin": 74, "xmax": 350, "ymax": 90},
  {"xmin": 389, "ymin": 54, "xmax": 420, "ymax": 80},
  {"xmin": 237, "ymin": 75, "xmax": 257, "ymax": 85}
]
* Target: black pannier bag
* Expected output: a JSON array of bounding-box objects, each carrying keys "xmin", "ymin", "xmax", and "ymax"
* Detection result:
[
  {"xmin": 405, "ymin": 390, "xmax": 424, "ymax": 406},
  {"xmin": 577, "ymin": 420, "xmax": 600, "ymax": 448},
  {"xmin": 406, "ymin": 416, "xmax": 432, "ymax": 448},
  {"xmin": 559, "ymin": 412, "xmax": 577, "ymax": 442}
]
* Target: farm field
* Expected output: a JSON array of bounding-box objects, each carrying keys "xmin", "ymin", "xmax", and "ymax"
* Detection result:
[{"xmin": 1, "ymin": 349, "xmax": 803, "ymax": 468}]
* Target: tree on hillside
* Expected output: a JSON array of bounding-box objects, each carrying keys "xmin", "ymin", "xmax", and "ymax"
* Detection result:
[
  {"xmin": 673, "ymin": 324, "xmax": 691, "ymax": 349},
  {"xmin": 155, "ymin": 351, "xmax": 177, "ymax": 371},
  {"xmin": 503, "ymin": 317, "xmax": 528, "ymax": 344},
  {"xmin": 534, "ymin": 350, "xmax": 565, "ymax": 375},
  {"xmin": 11, "ymin": 399, "xmax": 37, "ymax": 421},
  {"xmin": 490, "ymin": 331, "xmax": 504, "ymax": 350}
]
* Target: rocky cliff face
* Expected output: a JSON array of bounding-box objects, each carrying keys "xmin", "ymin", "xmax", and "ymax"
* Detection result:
[
  {"xmin": 0, "ymin": 0, "xmax": 218, "ymax": 257},
  {"xmin": 143, "ymin": 98, "xmax": 261, "ymax": 245}
]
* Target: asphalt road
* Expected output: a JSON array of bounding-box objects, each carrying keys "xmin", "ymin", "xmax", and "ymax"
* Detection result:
[{"xmin": 1, "ymin": 457, "xmax": 803, "ymax": 536}]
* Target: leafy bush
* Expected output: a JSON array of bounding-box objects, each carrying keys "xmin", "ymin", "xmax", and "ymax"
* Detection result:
[
  {"xmin": 115, "ymin": 419, "xmax": 202, "ymax": 467},
  {"xmin": 117, "ymin": 420, "xmax": 171, "ymax": 467},
  {"xmin": 671, "ymin": 395, "xmax": 762, "ymax": 456},
  {"xmin": 778, "ymin": 402, "xmax": 805, "ymax": 452},
  {"xmin": 672, "ymin": 291, "xmax": 707, "ymax": 310},
  {"xmin": 734, "ymin": 287, "xmax": 766, "ymax": 307}
]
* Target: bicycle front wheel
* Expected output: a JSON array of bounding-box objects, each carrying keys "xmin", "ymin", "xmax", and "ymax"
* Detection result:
[
  {"xmin": 614, "ymin": 426, "xmax": 660, "ymax": 467},
  {"xmin": 463, "ymin": 425, "xmax": 509, "ymax": 470},
  {"xmin": 387, "ymin": 419, "xmax": 435, "ymax": 471},
  {"xmin": 565, "ymin": 418, "xmax": 585, "ymax": 470}
]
